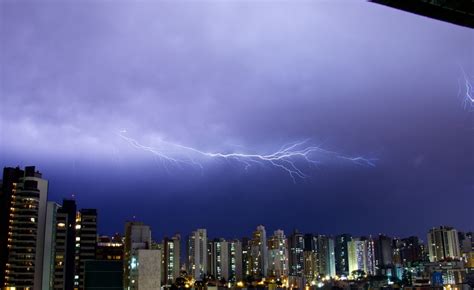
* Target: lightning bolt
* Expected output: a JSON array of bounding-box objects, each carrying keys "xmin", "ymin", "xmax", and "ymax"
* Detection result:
[
  {"xmin": 460, "ymin": 67, "xmax": 474, "ymax": 111},
  {"xmin": 117, "ymin": 130, "xmax": 375, "ymax": 182}
]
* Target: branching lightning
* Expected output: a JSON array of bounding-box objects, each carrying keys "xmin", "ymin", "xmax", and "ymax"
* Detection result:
[
  {"xmin": 117, "ymin": 130, "xmax": 375, "ymax": 182},
  {"xmin": 460, "ymin": 67, "xmax": 474, "ymax": 111}
]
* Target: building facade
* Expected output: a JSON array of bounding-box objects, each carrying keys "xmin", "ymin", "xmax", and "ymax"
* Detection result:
[
  {"xmin": 187, "ymin": 229, "xmax": 208, "ymax": 280},
  {"xmin": 249, "ymin": 225, "xmax": 268, "ymax": 278},
  {"xmin": 0, "ymin": 166, "xmax": 48, "ymax": 290},
  {"xmin": 288, "ymin": 230, "xmax": 304, "ymax": 277},
  {"xmin": 267, "ymin": 230, "xmax": 289, "ymax": 278},
  {"xmin": 124, "ymin": 222, "xmax": 152, "ymax": 290},
  {"xmin": 162, "ymin": 234, "xmax": 180, "ymax": 285},
  {"xmin": 335, "ymin": 234, "xmax": 352, "ymax": 277},
  {"xmin": 427, "ymin": 226, "xmax": 461, "ymax": 262}
]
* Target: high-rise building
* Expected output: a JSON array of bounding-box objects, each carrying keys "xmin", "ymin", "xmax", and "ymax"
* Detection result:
[
  {"xmin": 228, "ymin": 239, "xmax": 243, "ymax": 282},
  {"xmin": 124, "ymin": 222, "xmax": 152, "ymax": 289},
  {"xmin": 187, "ymin": 229, "xmax": 207, "ymax": 280},
  {"xmin": 335, "ymin": 234, "xmax": 352, "ymax": 277},
  {"xmin": 241, "ymin": 237, "xmax": 251, "ymax": 278},
  {"xmin": 84, "ymin": 234, "xmax": 124, "ymax": 289},
  {"xmin": 303, "ymin": 250, "xmax": 317, "ymax": 282},
  {"xmin": 302, "ymin": 234, "xmax": 317, "ymax": 281},
  {"xmin": 208, "ymin": 238, "xmax": 229, "ymax": 281},
  {"xmin": 301, "ymin": 234, "xmax": 336, "ymax": 280},
  {"xmin": 288, "ymin": 230, "xmax": 304, "ymax": 277},
  {"xmin": 162, "ymin": 234, "xmax": 180, "ymax": 285},
  {"xmin": 0, "ymin": 167, "xmax": 23, "ymax": 288},
  {"xmin": 347, "ymin": 237, "xmax": 375, "ymax": 277},
  {"xmin": 427, "ymin": 226, "xmax": 461, "ymax": 262},
  {"xmin": 0, "ymin": 166, "xmax": 48, "ymax": 290},
  {"xmin": 96, "ymin": 234, "xmax": 124, "ymax": 261},
  {"xmin": 249, "ymin": 225, "xmax": 268, "ymax": 278},
  {"xmin": 51, "ymin": 201, "xmax": 98, "ymax": 290},
  {"xmin": 53, "ymin": 199, "xmax": 77, "ymax": 290},
  {"xmin": 364, "ymin": 237, "xmax": 376, "ymax": 276},
  {"xmin": 316, "ymin": 235, "xmax": 336, "ymax": 278},
  {"xmin": 267, "ymin": 230, "xmax": 289, "ymax": 278},
  {"xmin": 374, "ymin": 235, "xmax": 393, "ymax": 271},
  {"xmin": 458, "ymin": 232, "xmax": 473, "ymax": 257},
  {"xmin": 42, "ymin": 201, "xmax": 59, "ymax": 290},
  {"xmin": 74, "ymin": 209, "xmax": 98, "ymax": 289},
  {"xmin": 391, "ymin": 238, "xmax": 403, "ymax": 266},
  {"xmin": 348, "ymin": 239, "xmax": 366, "ymax": 275},
  {"xmin": 399, "ymin": 236, "xmax": 424, "ymax": 264}
]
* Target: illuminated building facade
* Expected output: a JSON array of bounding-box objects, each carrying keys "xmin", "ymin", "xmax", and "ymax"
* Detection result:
[
  {"xmin": 187, "ymin": 228, "xmax": 207, "ymax": 280},
  {"xmin": 288, "ymin": 230, "xmax": 304, "ymax": 277},
  {"xmin": 74, "ymin": 209, "xmax": 97, "ymax": 289},
  {"xmin": 347, "ymin": 237, "xmax": 375, "ymax": 276},
  {"xmin": 42, "ymin": 202, "xmax": 59, "ymax": 290},
  {"xmin": 123, "ymin": 222, "xmax": 152, "ymax": 290},
  {"xmin": 228, "ymin": 239, "xmax": 243, "ymax": 282},
  {"xmin": 162, "ymin": 234, "xmax": 180, "ymax": 285},
  {"xmin": 315, "ymin": 235, "xmax": 336, "ymax": 278},
  {"xmin": 208, "ymin": 238, "xmax": 229, "ymax": 280},
  {"xmin": 335, "ymin": 234, "xmax": 352, "ymax": 277},
  {"xmin": 53, "ymin": 199, "xmax": 77, "ymax": 290},
  {"xmin": 0, "ymin": 166, "xmax": 48, "ymax": 290},
  {"xmin": 365, "ymin": 237, "xmax": 376, "ymax": 276},
  {"xmin": 267, "ymin": 230, "xmax": 289, "ymax": 278},
  {"xmin": 96, "ymin": 234, "xmax": 123, "ymax": 261},
  {"xmin": 249, "ymin": 225, "xmax": 268, "ymax": 278},
  {"xmin": 348, "ymin": 238, "xmax": 367, "ymax": 275},
  {"xmin": 427, "ymin": 226, "xmax": 461, "ymax": 262},
  {"xmin": 399, "ymin": 236, "xmax": 424, "ymax": 264},
  {"xmin": 241, "ymin": 237, "xmax": 251, "ymax": 278}
]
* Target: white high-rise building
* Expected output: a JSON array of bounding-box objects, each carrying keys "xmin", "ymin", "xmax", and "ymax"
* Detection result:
[
  {"xmin": 347, "ymin": 237, "xmax": 376, "ymax": 277},
  {"xmin": 162, "ymin": 234, "xmax": 181, "ymax": 285},
  {"xmin": 124, "ymin": 222, "xmax": 152, "ymax": 290},
  {"xmin": 267, "ymin": 230, "xmax": 289, "ymax": 278},
  {"xmin": 315, "ymin": 235, "xmax": 337, "ymax": 278},
  {"xmin": 428, "ymin": 226, "xmax": 461, "ymax": 262},
  {"xmin": 328, "ymin": 238, "xmax": 336, "ymax": 278},
  {"xmin": 250, "ymin": 225, "xmax": 268, "ymax": 278},
  {"xmin": 188, "ymin": 229, "xmax": 208, "ymax": 280},
  {"xmin": 208, "ymin": 238, "xmax": 229, "ymax": 280},
  {"xmin": 228, "ymin": 239, "xmax": 243, "ymax": 282},
  {"xmin": 348, "ymin": 239, "xmax": 368, "ymax": 276}
]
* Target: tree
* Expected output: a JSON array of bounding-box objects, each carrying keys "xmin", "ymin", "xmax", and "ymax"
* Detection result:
[
  {"xmin": 174, "ymin": 277, "xmax": 186, "ymax": 288},
  {"xmin": 402, "ymin": 270, "xmax": 413, "ymax": 286},
  {"xmin": 351, "ymin": 269, "xmax": 366, "ymax": 280}
]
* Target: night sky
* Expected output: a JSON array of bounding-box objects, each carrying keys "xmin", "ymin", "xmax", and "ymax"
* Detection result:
[{"xmin": 1, "ymin": 1, "xmax": 473, "ymax": 241}]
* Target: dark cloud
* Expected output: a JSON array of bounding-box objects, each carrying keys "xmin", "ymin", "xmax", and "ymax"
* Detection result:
[{"xmin": 1, "ymin": 1, "xmax": 473, "ymax": 238}]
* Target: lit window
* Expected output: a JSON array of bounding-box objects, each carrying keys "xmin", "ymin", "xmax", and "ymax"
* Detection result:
[{"xmin": 131, "ymin": 257, "xmax": 137, "ymax": 269}]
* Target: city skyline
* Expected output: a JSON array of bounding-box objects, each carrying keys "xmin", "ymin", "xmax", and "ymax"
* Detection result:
[
  {"xmin": 1, "ymin": 1, "xmax": 473, "ymax": 250},
  {"xmin": 1, "ymin": 165, "xmax": 472, "ymax": 243}
]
